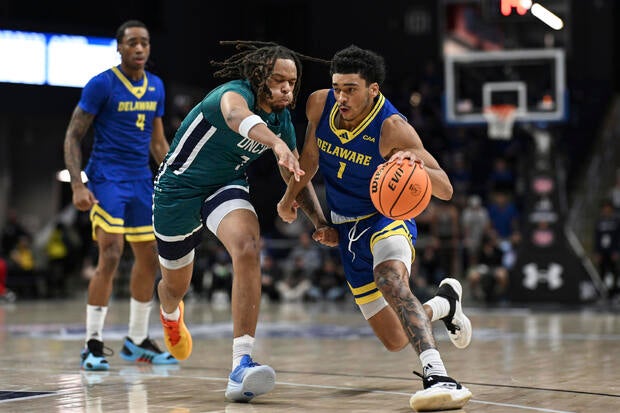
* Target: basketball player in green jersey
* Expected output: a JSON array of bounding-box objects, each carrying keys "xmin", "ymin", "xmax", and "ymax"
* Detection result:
[{"xmin": 153, "ymin": 41, "xmax": 337, "ymax": 402}]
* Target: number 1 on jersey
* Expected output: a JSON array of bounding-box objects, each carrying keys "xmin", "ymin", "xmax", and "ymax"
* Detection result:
[{"xmin": 337, "ymin": 161, "xmax": 347, "ymax": 179}]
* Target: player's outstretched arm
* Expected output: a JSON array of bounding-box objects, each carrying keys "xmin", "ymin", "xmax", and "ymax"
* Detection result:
[
  {"xmin": 221, "ymin": 90, "xmax": 304, "ymax": 181},
  {"xmin": 277, "ymin": 90, "xmax": 327, "ymax": 223}
]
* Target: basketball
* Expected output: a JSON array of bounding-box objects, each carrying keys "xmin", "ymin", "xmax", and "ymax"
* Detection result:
[{"xmin": 369, "ymin": 160, "xmax": 432, "ymax": 220}]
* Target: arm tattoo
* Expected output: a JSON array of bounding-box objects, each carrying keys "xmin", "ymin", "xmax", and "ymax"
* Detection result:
[
  {"xmin": 295, "ymin": 186, "xmax": 320, "ymax": 222},
  {"xmin": 64, "ymin": 107, "xmax": 93, "ymax": 184},
  {"xmin": 375, "ymin": 264, "xmax": 436, "ymax": 354}
]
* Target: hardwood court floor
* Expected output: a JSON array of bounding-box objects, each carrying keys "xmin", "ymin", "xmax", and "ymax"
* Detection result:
[{"xmin": 0, "ymin": 295, "xmax": 618, "ymax": 412}]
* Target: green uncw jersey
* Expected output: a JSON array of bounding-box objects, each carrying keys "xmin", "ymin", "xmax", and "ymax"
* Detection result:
[{"xmin": 155, "ymin": 79, "xmax": 296, "ymax": 193}]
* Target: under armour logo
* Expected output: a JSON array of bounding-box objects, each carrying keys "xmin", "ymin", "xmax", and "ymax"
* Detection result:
[{"xmin": 522, "ymin": 263, "xmax": 564, "ymax": 290}]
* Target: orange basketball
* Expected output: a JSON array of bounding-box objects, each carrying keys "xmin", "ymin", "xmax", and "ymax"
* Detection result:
[{"xmin": 369, "ymin": 160, "xmax": 432, "ymax": 220}]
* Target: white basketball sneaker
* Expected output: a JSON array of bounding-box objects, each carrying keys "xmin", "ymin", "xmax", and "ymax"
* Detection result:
[
  {"xmin": 436, "ymin": 278, "xmax": 472, "ymax": 349},
  {"xmin": 225, "ymin": 355, "xmax": 276, "ymax": 402},
  {"xmin": 410, "ymin": 372, "xmax": 472, "ymax": 411}
]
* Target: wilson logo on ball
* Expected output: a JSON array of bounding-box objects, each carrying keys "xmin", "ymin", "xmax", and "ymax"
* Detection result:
[{"xmin": 369, "ymin": 160, "xmax": 432, "ymax": 220}]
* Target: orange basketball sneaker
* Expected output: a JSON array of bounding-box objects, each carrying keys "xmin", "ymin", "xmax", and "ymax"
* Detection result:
[{"xmin": 160, "ymin": 300, "xmax": 193, "ymax": 360}]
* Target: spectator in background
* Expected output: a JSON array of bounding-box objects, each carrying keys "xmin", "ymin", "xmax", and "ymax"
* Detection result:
[
  {"xmin": 307, "ymin": 256, "xmax": 346, "ymax": 302},
  {"xmin": 466, "ymin": 231, "xmax": 509, "ymax": 304},
  {"xmin": 448, "ymin": 152, "xmax": 472, "ymax": 201},
  {"xmin": 593, "ymin": 199, "xmax": 620, "ymax": 298},
  {"xmin": 9, "ymin": 235, "xmax": 35, "ymax": 275},
  {"xmin": 206, "ymin": 245, "xmax": 233, "ymax": 305},
  {"xmin": 0, "ymin": 256, "xmax": 16, "ymax": 302},
  {"xmin": 487, "ymin": 157, "xmax": 516, "ymax": 195},
  {"xmin": 430, "ymin": 199, "xmax": 461, "ymax": 278},
  {"xmin": 1, "ymin": 209, "xmax": 29, "ymax": 255},
  {"xmin": 276, "ymin": 256, "xmax": 312, "ymax": 302},
  {"xmin": 260, "ymin": 254, "xmax": 283, "ymax": 303},
  {"xmin": 416, "ymin": 236, "xmax": 442, "ymax": 287},
  {"xmin": 461, "ymin": 194, "xmax": 490, "ymax": 269},
  {"xmin": 487, "ymin": 190, "xmax": 520, "ymax": 242},
  {"xmin": 7, "ymin": 235, "xmax": 39, "ymax": 298},
  {"xmin": 487, "ymin": 190, "xmax": 520, "ymax": 276},
  {"xmin": 283, "ymin": 231, "xmax": 323, "ymax": 275},
  {"xmin": 45, "ymin": 221, "xmax": 72, "ymax": 298}
]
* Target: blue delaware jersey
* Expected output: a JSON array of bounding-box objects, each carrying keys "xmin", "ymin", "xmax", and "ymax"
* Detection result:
[
  {"xmin": 79, "ymin": 66, "xmax": 165, "ymax": 181},
  {"xmin": 315, "ymin": 90, "xmax": 404, "ymax": 217}
]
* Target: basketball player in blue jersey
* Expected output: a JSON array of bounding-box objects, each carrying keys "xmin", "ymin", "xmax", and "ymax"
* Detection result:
[
  {"xmin": 153, "ymin": 41, "xmax": 337, "ymax": 403},
  {"xmin": 277, "ymin": 45, "xmax": 472, "ymax": 411},
  {"xmin": 63, "ymin": 20, "xmax": 176, "ymax": 371}
]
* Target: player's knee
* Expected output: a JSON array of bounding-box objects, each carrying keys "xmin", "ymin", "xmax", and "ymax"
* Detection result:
[
  {"xmin": 374, "ymin": 261, "xmax": 408, "ymax": 292},
  {"xmin": 99, "ymin": 242, "xmax": 123, "ymax": 266},
  {"xmin": 229, "ymin": 235, "xmax": 261, "ymax": 263}
]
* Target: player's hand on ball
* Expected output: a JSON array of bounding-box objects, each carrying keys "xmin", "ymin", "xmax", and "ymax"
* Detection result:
[
  {"xmin": 370, "ymin": 158, "xmax": 432, "ymax": 220},
  {"xmin": 312, "ymin": 226, "xmax": 338, "ymax": 247},
  {"xmin": 388, "ymin": 150, "xmax": 423, "ymax": 167}
]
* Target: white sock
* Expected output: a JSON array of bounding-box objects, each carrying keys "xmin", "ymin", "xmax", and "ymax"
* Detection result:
[
  {"xmin": 424, "ymin": 296, "xmax": 451, "ymax": 322},
  {"xmin": 128, "ymin": 297, "xmax": 153, "ymax": 344},
  {"xmin": 161, "ymin": 305, "xmax": 180, "ymax": 321},
  {"xmin": 86, "ymin": 304, "xmax": 108, "ymax": 343},
  {"xmin": 419, "ymin": 348, "xmax": 448, "ymax": 377},
  {"xmin": 232, "ymin": 334, "xmax": 255, "ymax": 370}
]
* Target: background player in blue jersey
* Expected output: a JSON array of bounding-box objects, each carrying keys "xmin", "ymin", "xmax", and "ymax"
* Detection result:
[
  {"xmin": 153, "ymin": 41, "xmax": 337, "ymax": 403},
  {"xmin": 63, "ymin": 20, "xmax": 175, "ymax": 371},
  {"xmin": 277, "ymin": 45, "xmax": 472, "ymax": 411}
]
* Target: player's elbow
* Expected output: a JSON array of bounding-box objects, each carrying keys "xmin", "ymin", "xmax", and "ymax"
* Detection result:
[{"xmin": 434, "ymin": 181, "xmax": 453, "ymax": 201}]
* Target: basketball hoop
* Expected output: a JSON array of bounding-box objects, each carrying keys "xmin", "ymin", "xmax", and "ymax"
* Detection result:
[{"xmin": 483, "ymin": 104, "xmax": 517, "ymax": 140}]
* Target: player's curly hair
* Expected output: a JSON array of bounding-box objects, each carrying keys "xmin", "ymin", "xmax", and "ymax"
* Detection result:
[
  {"xmin": 211, "ymin": 41, "xmax": 329, "ymax": 109},
  {"xmin": 330, "ymin": 45, "xmax": 386, "ymax": 86}
]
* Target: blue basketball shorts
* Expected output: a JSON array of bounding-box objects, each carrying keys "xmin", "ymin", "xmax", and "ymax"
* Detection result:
[
  {"xmin": 333, "ymin": 213, "xmax": 418, "ymax": 305},
  {"xmin": 88, "ymin": 177, "xmax": 155, "ymax": 242}
]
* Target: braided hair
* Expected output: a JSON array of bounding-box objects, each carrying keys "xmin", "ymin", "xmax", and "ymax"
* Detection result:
[{"xmin": 211, "ymin": 41, "xmax": 329, "ymax": 109}]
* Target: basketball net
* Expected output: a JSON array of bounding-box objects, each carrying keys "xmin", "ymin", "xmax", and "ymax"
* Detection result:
[{"xmin": 483, "ymin": 104, "xmax": 517, "ymax": 140}]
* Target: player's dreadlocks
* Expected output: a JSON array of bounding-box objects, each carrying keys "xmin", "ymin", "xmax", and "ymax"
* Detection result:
[{"xmin": 211, "ymin": 41, "xmax": 329, "ymax": 109}]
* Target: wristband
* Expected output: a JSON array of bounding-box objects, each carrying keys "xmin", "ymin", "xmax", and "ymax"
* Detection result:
[{"xmin": 238, "ymin": 114, "xmax": 267, "ymax": 139}]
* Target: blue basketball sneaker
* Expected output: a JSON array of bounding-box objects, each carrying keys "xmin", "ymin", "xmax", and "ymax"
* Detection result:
[
  {"xmin": 225, "ymin": 355, "xmax": 276, "ymax": 402},
  {"xmin": 80, "ymin": 339, "xmax": 112, "ymax": 371},
  {"xmin": 119, "ymin": 336, "xmax": 178, "ymax": 365}
]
